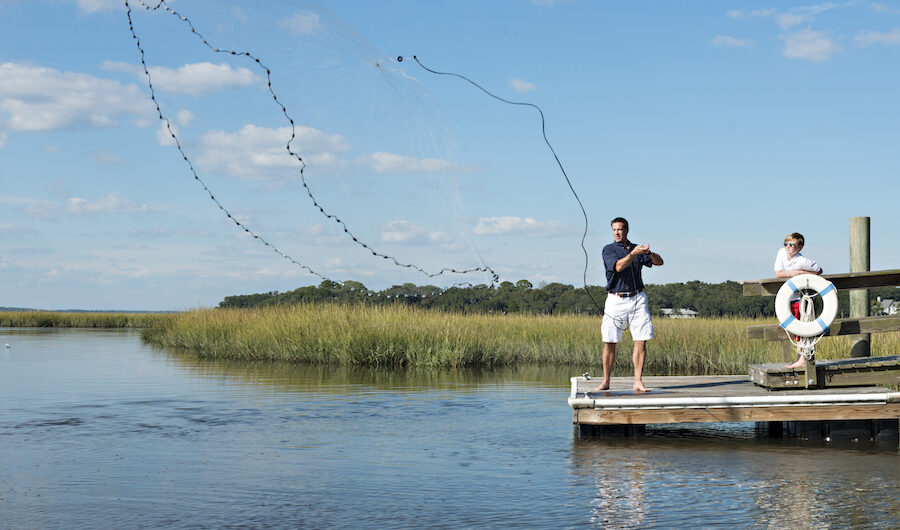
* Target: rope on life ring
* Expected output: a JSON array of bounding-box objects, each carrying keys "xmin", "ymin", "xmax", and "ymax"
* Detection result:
[{"xmin": 774, "ymin": 273, "xmax": 838, "ymax": 338}]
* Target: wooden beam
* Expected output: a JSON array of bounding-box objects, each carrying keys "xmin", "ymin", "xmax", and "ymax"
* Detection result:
[
  {"xmin": 747, "ymin": 315, "xmax": 900, "ymax": 341},
  {"xmin": 574, "ymin": 403, "xmax": 900, "ymax": 425},
  {"xmin": 741, "ymin": 269, "xmax": 900, "ymax": 297}
]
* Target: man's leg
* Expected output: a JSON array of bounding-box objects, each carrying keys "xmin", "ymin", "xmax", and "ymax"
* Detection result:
[
  {"xmin": 597, "ymin": 295, "xmax": 624, "ymax": 392},
  {"xmin": 632, "ymin": 340, "xmax": 649, "ymax": 392},
  {"xmin": 628, "ymin": 294, "xmax": 653, "ymax": 393},
  {"xmin": 595, "ymin": 342, "xmax": 617, "ymax": 391}
]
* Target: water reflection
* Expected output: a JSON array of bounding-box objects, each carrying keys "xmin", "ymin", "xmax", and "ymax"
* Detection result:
[
  {"xmin": 2, "ymin": 328, "xmax": 899, "ymax": 528},
  {"xmin": 571, "ymin": 432, "xmax": 900, "ymax": 527},
  {"xmin": 159, "ymin": 348, "xmax": 578, "ymax": 395}
]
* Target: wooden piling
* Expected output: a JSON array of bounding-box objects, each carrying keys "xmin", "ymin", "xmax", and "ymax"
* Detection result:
[{"xmin": 849, "ymin": 217, "xmax": 870, "ymax": 357}]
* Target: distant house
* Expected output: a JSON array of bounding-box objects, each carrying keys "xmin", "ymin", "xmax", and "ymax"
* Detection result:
[
  {"xmin": 874, "ymin": 297, "xmax": 900, "ymax": 316},
  {"xmin": 661, "ymin": 308, "xmax": 699, "ymax": 319}
]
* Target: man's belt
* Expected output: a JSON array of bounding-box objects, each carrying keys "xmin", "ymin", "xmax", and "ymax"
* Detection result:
[{"xmin": 610, "ymin": 289, "xmax": 642, "ymax": 298}]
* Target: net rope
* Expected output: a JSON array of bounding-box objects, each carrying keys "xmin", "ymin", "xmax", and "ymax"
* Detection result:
[
  {"xmin": 125, "ymin": 1, "xmax": 499, "ymax": 287},
  {"xmin": 785, "ymin": 289, "xmax": 826, "ymax": 361},
  {"xmin": 404, "ymin": 55, "xmax": 604, "ymax": 313}
]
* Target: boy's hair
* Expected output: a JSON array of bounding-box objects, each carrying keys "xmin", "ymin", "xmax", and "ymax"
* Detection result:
[
  {"xmin": 785, "ymin": 232, "xmax": 805, "ymax": 247},
  {"xmin": 611, "ymin": 217, "xmax": 629, "ymax": 231}
]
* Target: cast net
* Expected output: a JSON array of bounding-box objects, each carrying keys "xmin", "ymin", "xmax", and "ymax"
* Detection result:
[{"xmin": 124, "ymin": 0, "xmax": 500, "ymax": 289}]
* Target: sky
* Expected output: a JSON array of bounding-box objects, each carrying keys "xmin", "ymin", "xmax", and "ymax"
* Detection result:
[{"xmin": 2, "ymin": 0, "xmax": 900, "ymax": 311}]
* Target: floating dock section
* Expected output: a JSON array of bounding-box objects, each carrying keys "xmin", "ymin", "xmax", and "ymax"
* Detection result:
[{"xmin": 569, "ymin": 375, "xmax": 900, "ymax": 426}]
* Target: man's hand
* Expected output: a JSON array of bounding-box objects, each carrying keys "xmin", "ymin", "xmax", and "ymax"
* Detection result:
[{"xmin": 631, "ymin": 244, "xmax": 651, "ymax": 255}]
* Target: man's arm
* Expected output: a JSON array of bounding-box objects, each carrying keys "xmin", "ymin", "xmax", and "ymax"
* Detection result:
[
  {"xmin": 615, "ymin": 244, "xmax": 662, "ymax": 271},
  {"xmin": 775, "ymin": 256, "xmax": 822, "ymax": 278},
  {"xmin": 775, "ymin": 267, "xmax": 822, "ymax": 278},
  {"xmin": 614, "ymin": 246, "xmax": 640, "ymax": 272}
]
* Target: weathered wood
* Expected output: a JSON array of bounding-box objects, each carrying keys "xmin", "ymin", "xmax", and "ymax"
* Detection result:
[
  {"xmin": 804, "ymin": 355, "xmax": 817, "ymax": 388},
  {"xmin": 747, "ymin": 315, "xmax": 900, "ymax": 341},
  {"xmin": 741, "ymin": 269, "xmax": 900, "ymax": 297},
  {"xmin": 781, "ymin": 340, "xmax": 795, "ymax": 363},
  {"xmin": 748, "ymin": 365, "xmax": 807, "ymax": 388},
  {"xmin": 569, "ymin": 375, "xmax": 900, "ymax": 425},
  {"xmin": 850, "ymin": 217, "xmax": 872, "ymax": 357},
  {"xmin": 570, "ymin": 374, "xmax": 895, "ymax": 397},
  {"xmin": 573, "ymin": 404, "xmax": 900, "ymax": 425},
  {"xmin": 748, "ymin": 355, "xmax": 900, "ymax": 389}
]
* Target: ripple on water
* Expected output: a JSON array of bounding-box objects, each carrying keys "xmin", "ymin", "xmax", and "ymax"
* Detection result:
[{"xmin": 1, "ymin": 328, "xmax": 898, "ymax": 528}]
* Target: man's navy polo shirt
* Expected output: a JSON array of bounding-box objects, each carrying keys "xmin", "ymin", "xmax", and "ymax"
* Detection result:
[{"xmin": 602, "ymin": 241, "xmax": 653, "ymax": 293}]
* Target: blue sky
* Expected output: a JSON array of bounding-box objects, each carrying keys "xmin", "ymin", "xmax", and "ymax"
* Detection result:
[{"xmin": 2, "ymin": 0, "xmax": 899, "ymax": 310}]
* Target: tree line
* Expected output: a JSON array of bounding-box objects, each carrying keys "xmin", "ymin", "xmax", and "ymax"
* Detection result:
[{"xmin": 219, "ymin": 280, "xmax": 899, "ymax": 318}]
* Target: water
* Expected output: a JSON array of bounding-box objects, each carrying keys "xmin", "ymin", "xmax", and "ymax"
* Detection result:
[{"xmin": 1, "ymin": 328, "xmax": 898, "ymax": 528}]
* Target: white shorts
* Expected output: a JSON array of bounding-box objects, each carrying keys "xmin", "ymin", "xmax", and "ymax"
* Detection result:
[{"xmin": 601, "ymin": 291, "xmax": 654, "ymax": 343}]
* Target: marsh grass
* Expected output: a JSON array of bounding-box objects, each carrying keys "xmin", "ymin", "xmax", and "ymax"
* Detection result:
[
  {"xmin": 0, "ymin": 311, "xmax": 173, "ymax": 328},
  {"xmin": 140, "ymin": 304, "xmax": 900, "ymax": 374},
  {"xmin": 7, "ymin": 306, "xmax": 899, "ymax": 374}
]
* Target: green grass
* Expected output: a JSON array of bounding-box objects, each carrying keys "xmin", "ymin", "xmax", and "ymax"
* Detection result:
[
  {"xmin": 7, "ymin": 306, "xmax": 899, "ymax": 374},
  {"xmin": 140, "ymin": 304, "xmax": 900, "ymax": 374},
  {"xmin": 0, "ymin": 311, "xmax": 173, "ymax": 328}
]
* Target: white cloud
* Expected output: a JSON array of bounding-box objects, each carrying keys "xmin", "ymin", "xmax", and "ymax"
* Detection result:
[
  {"xmin": 380, "ymin": 221, "xmax": 451, "ymax": 244},
  {"xmin": 728, "ymin": 5, "xmax": 839, "ymax": 28},
  {"xmin": 0, "ymin": 62, "xmax": 150, "ymax": 132},
  {"xmin": 872, "ymin": 3, "xmax": 900, "ymax": 15},
  {"xmin": 279, "ymin": 12, "xmax": 322, "ymax": 35},
  {"xmin": 727, "ymin": 9, "xmax": 776, "ymax": 19},
  {"xmin": 195, "ymin": 124, "xmax": 462, "ymax": 180},
  {"xmin": 0, "ymin": 131, "xmax": 7, "ymax": 147},
  {"xmin": 157, "ymin": 121, "xmax": 177, "ymax": 146},
  {"xmin": 67, "ymin": 192, "xmax": 149, "ymax": 214},
  {"xmin": 0, "ymin": 194, "xmax": 61, "ymax": 219},
  {"xmin": 775, "ymin": 13, "xmax": 813, "ymax": 29},
  {"xmin": 509, "ymin": 79, "xmax": 537, "ymax": 92},
  {"xmin": 89, "ymin": 150, "xmax": 124, "ymax": 165},
  {"xmin": 854, "ymin": 28, "xmax": 900, "ymax": 46},
  {"xmin": 66, "ymin": 0, "xmax": 122, "ymax": 13},
  {"xmin": 176, "ymin": 109, "xmax": 194, "ymax": 126},
  {"xmin": 711, "ymin": 35, "xmax": 752, "ymax": 47},
  {"xmin": 473, "ymin": 216, "xmax": 569, "ymax": 237},
  {"xmin": 358, "ymin": 152, "xmax": 461, "ymax": 175},
  {"xmin": 782, "ymin": 29, "xmax": 840, "ymax": 61},
  {"xmin": 775, "ymin": 3, "xmax": 840, "ymax": 29},
  {"xmin": 101, "ymin": 61, "xmax": 261, "ymax": 95},
  {"xmin": 197, "ymin": 124, "xmax": 349, "ymax": 179}
]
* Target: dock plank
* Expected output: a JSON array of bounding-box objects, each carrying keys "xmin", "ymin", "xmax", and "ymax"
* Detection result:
[{"xmin": 574, "ymin": 404, "xmax": 900, "ymax": 425}]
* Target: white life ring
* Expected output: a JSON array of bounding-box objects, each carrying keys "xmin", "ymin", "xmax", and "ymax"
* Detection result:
[{"xmin": 774, "ymin": 273, "xmax": 838, "ymax": 337}]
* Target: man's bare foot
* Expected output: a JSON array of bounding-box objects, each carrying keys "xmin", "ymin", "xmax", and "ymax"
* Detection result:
[
  {"xmin": 633, "ymin": 382, "xmax": 650, "ymax": 393},
  {"xmin": 591, "ymin": 382, "xmax": 610, "ymax": 392},
  {"xmin": 784, "ymin": 359, "xmax": 805, "ymax": 369}
]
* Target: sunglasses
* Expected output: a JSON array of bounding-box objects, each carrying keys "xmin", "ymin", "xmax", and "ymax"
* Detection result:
[{"xmin": 784, "ymin": 242, "xmax": 799, "ymax": 248}]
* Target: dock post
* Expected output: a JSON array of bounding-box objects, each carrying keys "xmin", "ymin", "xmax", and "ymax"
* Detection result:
[{"xmin": 849, "ymin": 217, "xmax": 870, "ymax": 357}]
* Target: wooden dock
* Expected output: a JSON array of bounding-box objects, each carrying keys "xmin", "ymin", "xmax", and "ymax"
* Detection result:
[{"xmin": 569, "ymin": 375, "xmax": 900, "ymax": 425}]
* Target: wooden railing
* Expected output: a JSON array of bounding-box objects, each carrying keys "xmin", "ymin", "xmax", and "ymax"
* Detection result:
[
  {"xmin": 743, "ymin": 269, "xmax": 900, "ymax": 368},
  {"xmin": 743, "ymin": 269, "xmax": 900, "ymax": 388},
  {"xmin": 741, "ymin": 269, "xmax": 900, "ymax": 297},
  {"xmin": 743, "ymin": 269, "xmax": 900, "ymax": 343}
]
